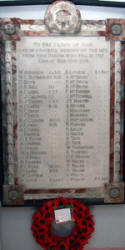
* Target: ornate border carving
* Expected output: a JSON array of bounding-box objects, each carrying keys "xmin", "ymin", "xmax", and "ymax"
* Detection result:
[{"xmin": 1, "ymin": 13, "xmax": 125, "ymax": 205}]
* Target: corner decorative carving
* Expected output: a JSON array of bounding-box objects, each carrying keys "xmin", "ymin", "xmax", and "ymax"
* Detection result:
[
  {"xmin": 104, "ymin": 183, "xmax": 124, "ymax": 203},
  {"xmin": 106, "ymin": 19, "xmax": 125, "ymax": 40},
  {"xmin": 44, "ymin": 0, "xmax": 81, "ymax": 34},
  {"xmin": 3, "ymin": 185, "xmax": 24, "ymax": 205},
  {"xmin": 0, "ymin": 18, "xmax": 21, "ymax": 40},
  {"xmin": 3, "ymin": 22, "xmax": 16, "ymax": 36},
  {"xmin": 110, "ymin": 23, "xmax": 122, "ymax": 36}
]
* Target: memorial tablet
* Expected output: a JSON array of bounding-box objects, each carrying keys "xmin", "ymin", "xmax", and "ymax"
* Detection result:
[{"xmin": 1, "ymin": 1, "xmax": 125, "ymax": 205}]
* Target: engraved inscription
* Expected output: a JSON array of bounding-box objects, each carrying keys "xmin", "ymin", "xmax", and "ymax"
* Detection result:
[{"xmin": 16, "ymin": 36, "xmax": 110, "ymax": 189}]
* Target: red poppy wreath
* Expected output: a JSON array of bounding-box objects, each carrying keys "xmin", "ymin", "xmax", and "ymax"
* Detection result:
[{"xmin": 31, "ymin": 197, "xmax": 95, "ymax": 250}]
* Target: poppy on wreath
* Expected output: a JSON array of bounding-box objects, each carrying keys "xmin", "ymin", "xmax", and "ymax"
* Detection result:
[{"xmin": 31, "ymin": 197, "xmax": 95, "ymax": 250}]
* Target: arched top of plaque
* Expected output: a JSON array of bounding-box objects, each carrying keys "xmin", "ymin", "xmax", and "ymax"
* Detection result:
[{"xmin": 44, "ymin": 0, "xmax": 81, "ymax": 34}]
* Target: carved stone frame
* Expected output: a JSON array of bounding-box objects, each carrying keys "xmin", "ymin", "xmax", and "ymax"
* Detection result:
[{"xmin": 0, "ymin": 2, "xmax": 125, "ymax": 206}]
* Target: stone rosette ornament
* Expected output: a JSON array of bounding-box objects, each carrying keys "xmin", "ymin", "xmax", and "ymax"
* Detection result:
[
  {"xmin": 44, "ymin": 0, "xmax": 81, "ymax": 34},
  {"xmin": 31, "ymin": 197, "xmax": 95, "ymax": 249}
]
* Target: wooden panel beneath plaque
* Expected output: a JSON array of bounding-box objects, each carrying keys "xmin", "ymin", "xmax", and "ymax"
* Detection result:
[{"xmin": 1, "ymin": 1, "xmax": 125, "ymax": 205}]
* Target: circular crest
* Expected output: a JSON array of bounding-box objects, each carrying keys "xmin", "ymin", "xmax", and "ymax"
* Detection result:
[
  {"xmin": 44, "ymin": 0, "xmax": 81, "ymax": 34},
  {"xmin": 110, "ymin": 187, "xmax": 120, "ymax": 199},
  {"xmin": 8, "ymin": 190, "xmax": 19, "ymax": 201},
  {"xmin": 110, "ymin": 23, "xmax": 122, "ymax": 36},
  {"xmin": 4, "ymin": 22, "xmax": 16, "ymax": 35}
]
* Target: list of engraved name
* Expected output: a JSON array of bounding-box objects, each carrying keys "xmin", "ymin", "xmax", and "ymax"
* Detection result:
[{"xmin": 17, "ymin": 36, "xmax": 110, "ymax": 189}]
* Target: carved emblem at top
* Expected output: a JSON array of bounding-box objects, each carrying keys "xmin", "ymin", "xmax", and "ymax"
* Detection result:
[{"xmin": 44, "ymin": 0, "xmax": 81, "ymax": 34}]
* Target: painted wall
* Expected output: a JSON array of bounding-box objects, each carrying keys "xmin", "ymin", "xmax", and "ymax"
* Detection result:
[{"xmin": 0, "ymin": 4, "xmax": 125, "ymax": 249}]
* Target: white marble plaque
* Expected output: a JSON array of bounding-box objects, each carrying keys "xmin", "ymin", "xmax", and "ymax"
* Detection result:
[{"xmin": 16, "ymin": 36, "xmax": 110, "ymax": 189}]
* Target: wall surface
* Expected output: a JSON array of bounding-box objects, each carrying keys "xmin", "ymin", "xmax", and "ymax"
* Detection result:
[{"xmin": 0, "ymin": 3, "xmax": 125, "ymax": 250}]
